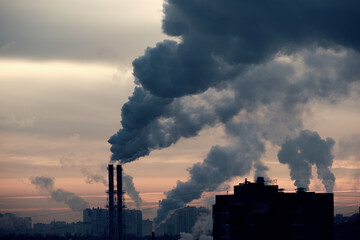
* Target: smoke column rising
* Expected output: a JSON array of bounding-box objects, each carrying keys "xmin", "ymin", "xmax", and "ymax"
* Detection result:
[
  {"xmin": 108, "ymin": 0, "xmax": 360, "ymax": 225},
  {"xmin": 123, "ymin": 174, "xmax": 143, "ymax": 209},
  {"xmin": 30, "ymin": 176, "xmax": 89, "ymax": 211},
  {"xmin": 278, "ymin": 130, "xmax": 336, "ymax": 192}
]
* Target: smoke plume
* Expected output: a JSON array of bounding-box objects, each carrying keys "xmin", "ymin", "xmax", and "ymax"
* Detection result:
[
  {"xmin": 81, "ymin": 169, "xmax": 143, "ymax": 209},
  {"xmin": 30, "ymin": 176, "xmax": 89, "ymax": 211},
  {"xmin": 123, "ymin": 174, "xmax": 143, "ymax": 209},
  {"xmin": 108, "ymin": 0, "xmax": 360, "ymax": 224},
  {"xmin": 192, "ymin": 212, "xmax": 213, "ymax": 240},
  {"xmin": 278, "ymin": 130, "xmax": 336, "ymax": 192},
  {"xmin": 109, "ymin": 0, "xmax": 360, "ymax": 163},
  {"xmin": 82, "ymin": 169, "xmax": 107, "ymax": 186}
]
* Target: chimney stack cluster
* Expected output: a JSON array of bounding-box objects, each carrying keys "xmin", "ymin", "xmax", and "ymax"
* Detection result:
[{"xmin": 107, "ymin": 164, "xmax": 124, "ymax": 240}]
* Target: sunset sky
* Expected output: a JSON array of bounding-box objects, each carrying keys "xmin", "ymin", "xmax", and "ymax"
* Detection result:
[{"xmin": 0, "ymin": 0, "xmax": 359, "ymax": 224}]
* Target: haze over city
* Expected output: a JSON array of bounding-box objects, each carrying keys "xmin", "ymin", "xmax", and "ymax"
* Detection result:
[{"xmin": 0, "ymin": 0, "xmax": 359, "ymax": 233}]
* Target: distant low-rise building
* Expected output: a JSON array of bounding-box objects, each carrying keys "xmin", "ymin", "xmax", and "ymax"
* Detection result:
[
  {"xmin": 83, "ymin": 207, "xmax": 108, "ymax": 236},
  {"xmin": 33, "ymin": 220, "xmax": 89, "ymax": 236},
  {"xmin": 156, "ymin": 206, "xmax": 210, "ymax": 236},
  {"xmin": 124, "ymin": 209, "xmax": 143, "ymax": 238},
  {"xmin": 0, "ymin": 213, "xmax": 31, "ymax": 235},
  {"xmin": 83, "ymin": 207, "xmax": 144, "ymax": 238},
  {"xmin": 142, "ymin": 219, "xmax": 153, "ymax": 237},
  {"xmin": 213, "ymin": 177, "xmax": 334, "ymax": 240}
]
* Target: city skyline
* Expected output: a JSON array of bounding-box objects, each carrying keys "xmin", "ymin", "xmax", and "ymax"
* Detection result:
[{"xmin": 1, "ymin": 0, "xmax": 359, "ymax": 226}]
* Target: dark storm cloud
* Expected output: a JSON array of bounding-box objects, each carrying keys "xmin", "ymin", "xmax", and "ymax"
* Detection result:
[
  {"xmin": 109, "ymin": 0, "xmax": 360, "ymax": 224},
  {"xmin": 30, "ymin": 176, "xmax": 89, "ymax": 211}
]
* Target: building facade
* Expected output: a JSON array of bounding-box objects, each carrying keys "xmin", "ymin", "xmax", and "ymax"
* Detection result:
[
  {"xmin": 124, "ymin": 209, "xmax": 143, "ymax": 238},
  {"xmin": 213, "ymin": 178, "xmax": 334, "ymax": 240},
  {"xmin": 83, "ymin": 207, "xmax": 143, "ymax": 238},
  {"xmin": 155, "ymin": 206, "xmax": 210, "ymax": 236}
]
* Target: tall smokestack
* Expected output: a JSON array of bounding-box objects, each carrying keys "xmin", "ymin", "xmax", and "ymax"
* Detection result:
[
  {"xmin": 117, "ymin": 164, "xmax": 123, "ymax": 240},
  {"xmin": 108, "ymin": 164, "xmax": 115, "ymax": 240}
]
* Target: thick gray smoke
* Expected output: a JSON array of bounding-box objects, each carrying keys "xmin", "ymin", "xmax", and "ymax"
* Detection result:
[
  {"xmin": 30, "ymin": 176, "xmax": 89, "ymax": 211},
  {"xmin": 108, "ymin": 0, "xmax": 360, "ymax": 225},
  {"xmin": 109, "ymin": 0, "xmax": 360, "ymax": 163},
  {"xmin": 156, "ymin": 145, "xmax": 254, "ymax": 222},
  {"xmin": 278, "ymin": 130, "xmax": 336, "ymax": 192}
]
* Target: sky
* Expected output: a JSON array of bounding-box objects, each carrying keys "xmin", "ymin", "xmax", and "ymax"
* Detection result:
[{"xmin": 0, "ymin": 0, "xmax": 359, "ymax": 224}]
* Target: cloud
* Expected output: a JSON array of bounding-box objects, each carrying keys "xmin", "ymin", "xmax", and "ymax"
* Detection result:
[{"xmin": 0, "ymin": 0, "xmax": 165, "ymax": 64}]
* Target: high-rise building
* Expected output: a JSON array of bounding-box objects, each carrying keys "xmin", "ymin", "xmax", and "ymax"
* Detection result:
[
  {"xmin": 124, "ymin": 209, "xmax": 143, "ymax": 238},
  {"xmin": 83, "ymin": 208, "xmax": 143, "ymax": 238},
  {"xmin": 213, "ymin": 177, "xmax": 334, "ymax": 240}
]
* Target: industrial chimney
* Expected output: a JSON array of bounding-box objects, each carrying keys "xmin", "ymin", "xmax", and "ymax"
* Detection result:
[
  {"xmin": 117, "ymin": 164, "xmax": 123, "ymax": 240},
  {"xmin": 108, "ymin": 164, "xmax": 115, "ymax": 240}
]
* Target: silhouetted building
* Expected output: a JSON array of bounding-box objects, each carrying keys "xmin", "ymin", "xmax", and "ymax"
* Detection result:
[
  {"xmin": 213, "ymin": 177, "xmax": 334, "ymax": 240},
  {"xmin": 334, "ymin": 212, "xmax": 359, "ymax": 240},
  {"xmin": 83, "ymin": 207, "xmax": 108, "ymax": 236},
  {"xmin": 156, "ymin": 206, "xmax": 210, "ymax": 236},
  {"xmin": 33, "ymin": 220, "xmax": 89, "ymax": 236},
  {"xmin": 124, "ymin": 209, "xmax": 143, "ymax": 237},
  {"xmin": 0, "ymin": 213, "xmax": 31, "ymax": 235},
  {"xmin": 142, "ymin": 219, "xmax": 153, "ymax": 237},
  {"xmin": 83, "ymin": 207, "xmax": 143, "ymax": 238}
]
